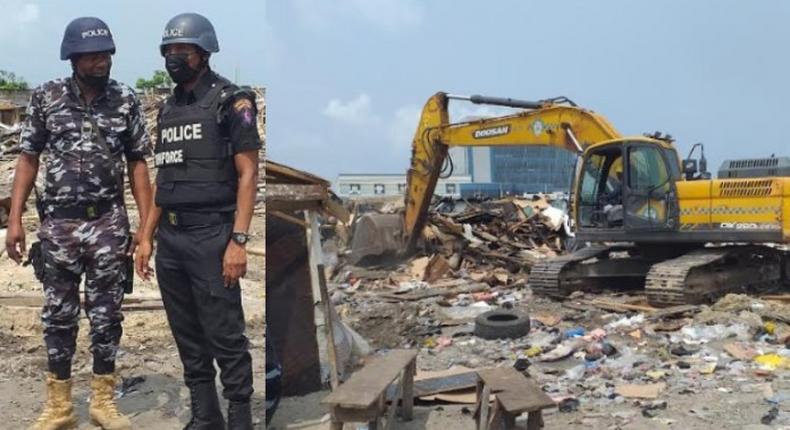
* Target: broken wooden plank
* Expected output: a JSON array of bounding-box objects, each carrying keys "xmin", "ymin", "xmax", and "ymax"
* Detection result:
[
  {"xmin": 647, "ymin": 304, "xmax": 699, "ymax": 320},
  {"xmin": 615, "ymin": 383, "xmax": 666, "ymax": 399},
  {"xmin": 423, "ymin": 254, "xmax": 451, "ymax": 283},
  {"xmin": 587, "ymin": 299, "xmax": 657, "ymax": 313},
  {"xmin": 723, "ymin": 342, "xmax": 758, "ymax": 361},
  {"xmin": 247, "ymin": 247, "xmax": 265, "ymax": 257},
  {"xmin": 265, "ymin": 184, "xmax": 328, "ymax": 202},
  {"xmin": 265, "ymin": 160, "xmax": 331, "ymax": 187},
  {"xmin": 561, "ymin": 302, "xmax": 594, "ymax": 312},
  {"xmin": 378, "ymin": 282, "xmax": 488, "ymax": 302},
  {"xmin": 318, "ymin": 264, "xmax": 340, "ymax": 391},
  {"xmin": 270, "ymin": 210, "xmax": 308, "ymax": 228}
]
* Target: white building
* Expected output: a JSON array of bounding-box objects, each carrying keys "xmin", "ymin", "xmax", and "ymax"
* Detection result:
[
  {"xmin": 336, "ymin": 144, "xmax": 576, "ymax": 199},
  {"xmin": 335, "ymin": 174, "xmax": 472, "ymax": 199}
]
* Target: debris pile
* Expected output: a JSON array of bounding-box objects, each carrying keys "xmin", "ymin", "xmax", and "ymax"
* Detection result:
[
  {"xmin": 1, "ymin": 123, "xmax": 21, "ymax": 157},
  {"xmin": 423, "ymin": 195, "xmax": 569, "ymax": 274},
  {"xmin": 315, "ymin": 190, "xmax": 790, "ymax": 427}
]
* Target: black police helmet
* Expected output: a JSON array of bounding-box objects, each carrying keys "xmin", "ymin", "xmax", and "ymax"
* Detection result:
[
  {"xmin": 160, "ymin": 13, "xmax": 219, "ymax": 55},
  {"xmin": 60, "ymin": 17, "xmax": 116, "ymax": 61}
]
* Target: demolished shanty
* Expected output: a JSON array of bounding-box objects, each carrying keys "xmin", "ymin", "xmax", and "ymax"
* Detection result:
[{"xmin": 272, "ymin": 90, "xmax": 790, "ymax": 428}]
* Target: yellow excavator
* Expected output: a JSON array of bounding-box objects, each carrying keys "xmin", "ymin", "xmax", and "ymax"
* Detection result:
[{"xmin": 350, "ymin": 92, "xmax": 790, "ymax": 307}]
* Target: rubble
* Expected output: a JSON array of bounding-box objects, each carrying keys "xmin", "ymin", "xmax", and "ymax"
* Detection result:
[{"xmin": 319, "ymin": 216, "xmax": 790, "ymax": 427}]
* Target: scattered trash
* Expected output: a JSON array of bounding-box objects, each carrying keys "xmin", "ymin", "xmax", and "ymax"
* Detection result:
[
  {"xmin": 761, "ymin": 405, "xmax": 779, "ymax": 425},
  {"xmin": 723, "ymin": 342, "xmax": 758, "ymax": 361},
  {"xmin": 564, "ymin": 327, "xmax": 586, "ymax": 338},
  {"xmin": 670, "ymin": 344, "xmax": 699, "ymax": 356},
  {"xmin": 615, "ymin": 383, "xmax": 666, "ymax": 399},
  {"xmin": 118, "ymin": 376, "xmax": 145, "ymax": 397},
  {"xmin": 524, "ymin": 346, "xmax": 542, "ymax": 357},
  {"xmin": 513, "ymin": 358, "xmax": 531, "ymax": 371},
  {"xmin": 754, "ymin": 354, "xmax": 790, "ymax": 371},
  {"xmin": 607, "ymin": 314, "xmax": 645, "ymax": 330},
  {"xmin": 641, "ymin": 400, "xmax": 668, "ymax": 418},
  {"xmin": 558, "ymin": 397, "xmax": 580, "ymax": 413}
]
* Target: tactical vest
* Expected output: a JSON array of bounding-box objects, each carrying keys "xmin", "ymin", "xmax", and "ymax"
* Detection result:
[{"xmin": 154, "ymin": 79, "xmax": 237, "ymax": 207}]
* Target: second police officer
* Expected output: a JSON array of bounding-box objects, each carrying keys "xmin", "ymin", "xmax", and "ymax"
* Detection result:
[{"xmin": 135, "ymin": 12, "xmax": 261, "ymax": 430}]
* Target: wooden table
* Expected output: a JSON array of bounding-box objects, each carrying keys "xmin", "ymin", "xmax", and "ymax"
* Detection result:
[
  {"xmin": 323, "ymin": 349, "xmax": 418, "ymax": 430},
  {"xmin": 475, "ymin": 367, "xmax": 556, "ymax": 430}
]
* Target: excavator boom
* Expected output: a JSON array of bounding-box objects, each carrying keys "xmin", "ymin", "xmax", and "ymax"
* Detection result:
[
  {"xmin": 350, "ymin": 91, "xmax": 622, "ymax": 264},
  {"xmin": 402, "ymin": 92, "xmax": 621, "ymax": 252}
]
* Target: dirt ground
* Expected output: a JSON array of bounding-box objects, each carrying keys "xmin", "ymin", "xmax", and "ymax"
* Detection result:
[
  {"xmin": 268, "ymin": 260, "xmax": 790, "ymax": 430},
  {"xmin": 0, "ymin": 215, "xmax": 266, "ymax": 429},
  {"xmin": 270, "ymin": 388, "xmax": 781, "ymax": 430}
]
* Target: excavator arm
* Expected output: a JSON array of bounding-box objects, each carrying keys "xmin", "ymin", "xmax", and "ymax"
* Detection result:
[
  {"xmin": 402, "ymin": 92, "xmax": 622, "ymax": 252},
  {"xmin": 348, "ymin": 91, "xmax": 624, "ymax": 265}
]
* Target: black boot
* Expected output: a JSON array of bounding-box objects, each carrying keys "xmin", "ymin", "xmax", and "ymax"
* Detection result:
[
  {"xmin": 183, "ymin": 382, "xmax": 226, "ymax": 430},
  {"xmin": 227, "ymin": 400, "xmax": 252, "ymax": 430}
]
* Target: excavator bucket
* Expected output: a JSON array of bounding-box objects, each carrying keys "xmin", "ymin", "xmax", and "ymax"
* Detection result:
[{"xmin": 349, "ymin": 213, "xmax": 405, "ymax": 265}]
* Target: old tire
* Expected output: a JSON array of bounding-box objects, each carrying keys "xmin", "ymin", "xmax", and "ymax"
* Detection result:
[{"xmin": 474, "ymin": 310, "xmax": 531, "ymax": 340}]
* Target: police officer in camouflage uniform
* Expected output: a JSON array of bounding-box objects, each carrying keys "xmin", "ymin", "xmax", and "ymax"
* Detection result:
[
  {"xmin": 5, "ymin": 17, "xmax": 152, "ymax": 430},
  {"xmin": 135, "ymin": 12, "xmax": 260, "ymax": 430}
]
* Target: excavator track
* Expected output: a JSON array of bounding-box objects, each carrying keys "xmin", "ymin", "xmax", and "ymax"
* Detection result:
[
  {"xmin": 646, "ymin": 246, "xmax": 784, "ymax": 307},
  {"xmin": 530, "ymin": 245, "xmax": 613, "ymax": 298}
]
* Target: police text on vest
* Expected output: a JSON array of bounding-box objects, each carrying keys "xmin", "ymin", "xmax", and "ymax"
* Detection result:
[
  {"xmin": 161, "ymin": 124, "xmax": 203, "ymax": 144},
  {"xmin": 155, "ymin": 149, "xmax": 184, "ymax": 167}
]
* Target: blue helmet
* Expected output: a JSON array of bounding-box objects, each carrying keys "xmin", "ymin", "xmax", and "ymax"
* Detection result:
[
  {"xmin": 160, "ymin": 13, "xmax": 219, "ymax": 55},
  {"xmin": 60, "ymin": 17, "xmax": 116, "ymax": 60}
]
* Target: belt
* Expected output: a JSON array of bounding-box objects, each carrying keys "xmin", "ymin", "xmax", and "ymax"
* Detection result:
[
  {"xmin": 47, "ymin": 200, "xmax": 119, "ymax": 220},
  {"xmin": 162, "ymin": 210, "xmax": 234, "ymax": 227}
]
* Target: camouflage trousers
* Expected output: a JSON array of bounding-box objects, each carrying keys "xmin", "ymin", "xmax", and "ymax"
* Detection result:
[{"xmin": 37, "ymin": 203, "xmax": 130, "ymax": 365}]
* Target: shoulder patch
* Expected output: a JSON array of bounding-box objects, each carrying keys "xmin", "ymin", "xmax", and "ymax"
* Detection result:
[{"xmin": 233, "ymin": 98, "xmax": 254, "ymax": 112}]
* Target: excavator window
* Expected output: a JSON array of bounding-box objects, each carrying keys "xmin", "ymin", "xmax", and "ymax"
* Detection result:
[
  {"xmin": 577, "ymin": 146, "xmax": 624, "ymax": 228},
  {"xmin": 625, "ymin": 145, "xmax": 670, "ymax": 227}
]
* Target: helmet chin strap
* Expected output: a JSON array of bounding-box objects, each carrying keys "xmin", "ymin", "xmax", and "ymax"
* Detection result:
[{"xmin": 70, "ymin": 59, "xmax": 110, "ymax": 93}]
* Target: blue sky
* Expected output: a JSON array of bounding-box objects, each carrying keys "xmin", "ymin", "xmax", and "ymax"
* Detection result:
[
  {"xmin": 2, "ymin": 1, "xmax": 790, "ymax": 183},
  {"xmin": 0, "ymin": 1, "xmax": 265, "ymax": 90},
  {"xmin": 263, "ymin": 0, "xmax": 790, "ymax": 181}
]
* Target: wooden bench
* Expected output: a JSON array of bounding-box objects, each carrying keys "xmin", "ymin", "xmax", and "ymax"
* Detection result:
[
  {"xmin": 475, "ymin": 367, "xmax": 555, "ymax": 430},
  {"xmin": 323, "ymin": 349, "xmax": 418, "ymax": 430}
]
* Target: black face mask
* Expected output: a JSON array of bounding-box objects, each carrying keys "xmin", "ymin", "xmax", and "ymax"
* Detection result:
[
  {"xmin": 78, "ymin": 73, "xmax": 110, "ymax": 90},
  {"xmin": 72, "ymin": 61, "xmax": 111, "ymax": 91},
  {"xmin": 165, "ymin": 53, "xmax": 201, "ymax": 84}
]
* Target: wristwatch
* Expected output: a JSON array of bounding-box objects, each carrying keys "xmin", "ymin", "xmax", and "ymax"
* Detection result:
[{"xmin": 231, "ymin": 232, "xmax": 250, "ymax": 246}]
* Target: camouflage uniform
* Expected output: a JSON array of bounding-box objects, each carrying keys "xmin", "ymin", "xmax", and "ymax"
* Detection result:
[{"xmin": 20, "ymin": 76, "xmax": 150, "ymax": 368}]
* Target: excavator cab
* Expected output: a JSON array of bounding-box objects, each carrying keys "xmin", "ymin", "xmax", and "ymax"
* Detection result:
[{"xmin": 575, "ymin": 139, "xmax": 681, "ymax": 239}]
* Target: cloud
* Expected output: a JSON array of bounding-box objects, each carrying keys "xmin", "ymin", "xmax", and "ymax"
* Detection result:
[
  {"xmin": 450, "ymin": 103, "xmax": 516, "ymax": 123},
  {"xmin": 343, "ymin": 0, "xmax": 423, "ymax": 30},
  {"xmin": 15, "ymin": 2, "xmax": 39, "ymax": 23},
  {"xmin": 292, "ymin": 0, "xmax": 423, "ymax": 32},
  {"xmin": 323, "ymin": 93, "xmax": 379, "ymax": 125},
  {"xmin": 387, "ymin": 104, "xmax": 421, "ymax": 147},
  {"xmin": 0, "ymin": 1, "xmax": 39, "ymax": 38}
]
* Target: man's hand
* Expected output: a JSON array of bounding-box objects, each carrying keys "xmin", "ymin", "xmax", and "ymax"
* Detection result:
[
  {"xmin": 222, "ymin": 240, "xmax": 247, "ymax": 287},
  {"xmin": 5, "ymin": 220, "xmax": 26, "ymax": 264},
  {"xmin": 127, "ymin": 230, "xmax": 140, "ymax": 257},
  {"xmin": 134, "ymin": 239, "xmax": 154, "ymax": 281}
]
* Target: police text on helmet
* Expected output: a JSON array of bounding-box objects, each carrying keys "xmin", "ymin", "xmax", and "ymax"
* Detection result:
[
  {"xmin": 160, "ymin": 123, "xmax": 203, "ymax": 144},
  {"xmin": 81, "ymin": 28, "xmax": 109, "ymax": 39},
  {"xmin": 163, "ymin": 28, "xmax": 184, "ymax": 38}
]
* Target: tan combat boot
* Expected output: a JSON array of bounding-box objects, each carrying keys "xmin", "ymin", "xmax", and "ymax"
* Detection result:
[
  {"xmin": 28, "ymin": 373, "xmax": 78, "ymax": 430},
  {"xmin": 89, "ymin": 373, "xmax": 131, "ymax": 430}
]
